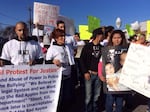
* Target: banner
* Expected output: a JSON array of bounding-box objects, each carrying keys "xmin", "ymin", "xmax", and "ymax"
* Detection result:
[
  {"xmin": 34, "ymin": 2, "xmax": 59, "ymax": 26},
  {"xmin": 0, "ymin": 64, "xmax": 62, "ymax": 112},
  {"xmin": 119, "ymin": 43, "xmax": 150, "ymax": 98},
  {"xmin": 101, "ymin": 46, "xmax": 131, "ymax": 94},
  {"xmin": 88, "ymin": 16, "xmax": 100, "ymax": 33}
]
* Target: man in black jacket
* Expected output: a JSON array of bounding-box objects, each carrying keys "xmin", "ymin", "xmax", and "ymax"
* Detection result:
[{"xmin": 80, "ymin": 28, "xmax": 104, "ymax": 112}]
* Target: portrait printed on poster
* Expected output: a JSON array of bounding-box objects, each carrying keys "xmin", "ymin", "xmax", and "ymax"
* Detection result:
[{"xmin": 102, "ymin": 46, "xmax": 131, "ymax": 94}]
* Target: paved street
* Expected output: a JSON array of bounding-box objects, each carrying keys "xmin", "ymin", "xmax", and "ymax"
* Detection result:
[{"xmin": 69, "ymin": 86, "xmax": 149, "ymax": 112}]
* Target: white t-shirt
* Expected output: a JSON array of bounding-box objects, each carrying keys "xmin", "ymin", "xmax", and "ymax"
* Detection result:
[
  {"xmin": 1, "ymin": 39, "xmax": 43, "ymax": 65},
  {"xmin": 65, "ymin": 35, "xmax": 77, "ymax": 56},
  {"xmin": 46, "ymin": 44, "xmax": 71, "ymax": 76},
  {"xmin": 77, "ymin": 40, "xmax": 85, "ymax": 46},
  {"xmin": 50, "ymin": 35, "xmax": 76, "ymax": 65}
]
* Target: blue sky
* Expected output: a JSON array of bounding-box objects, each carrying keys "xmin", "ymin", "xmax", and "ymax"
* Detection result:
[{"xmin": 0, "ymin": 0, "xmax": 150, "ymax": 30}]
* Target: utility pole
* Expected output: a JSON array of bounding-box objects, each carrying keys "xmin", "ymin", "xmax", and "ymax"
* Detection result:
[{"xmin": 28, "ymin": 7, "xmax": 32, "ymax": 36}]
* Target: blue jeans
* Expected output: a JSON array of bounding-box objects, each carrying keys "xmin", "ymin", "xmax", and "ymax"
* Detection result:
[
  {"xmin": 84, "ymin": 74, "xmax": 102, "ymax": 112},
  {"xmin": 105, "ymin": 94, "xmax": 124, "ymax": 112}
]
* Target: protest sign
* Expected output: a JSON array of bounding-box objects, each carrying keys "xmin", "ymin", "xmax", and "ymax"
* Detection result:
[
  {"xmin": 102, "ymin": 46, "xmax": 131, "ymax": 94},
  {"xmin": 79, "ymin": 25, "xmax": 92, "ymax": 40},
  {"xmin": 88, "ymin": 16, "xmax": 100, "ymax": 33},
  {"xmin": 34, "ymin": 2, "xmax": 59, "ymax": 26},
  {"xmin": 58, "ymin": 15, "xmax": 75, "ymax": 35},
  {"xmin": 44, "ymin": 25, "xmax": 54, "ymax": 36},
  {"xmin": 119, "ymin": 43, "xmax": 150, "ymax": 98}
]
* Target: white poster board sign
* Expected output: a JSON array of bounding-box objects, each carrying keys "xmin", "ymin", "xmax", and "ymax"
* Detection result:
[
  {"xmin": 58, "ymin": 15, "xmax": 75, "ymax": 35},
  {"xmin": 119, "ymin": 43, "xmax": 150, "ymax": 98},
  {"xmin": 44, "ymin": 25, "xmax": 54, "ymax": 36},
  {"xmin": 75, "ymin": 46, "xmax": 84, "ymax": 58},
  {"xmin": 0, "ymin": 64, "xmax": 62, "ymax": 112},
  {"xmin": 34, "ymin": 2, "xmax": 59, "ymax": 26}
]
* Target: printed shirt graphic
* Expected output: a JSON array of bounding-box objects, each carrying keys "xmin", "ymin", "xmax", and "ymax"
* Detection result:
[
  {"xmin": 90, "ymin": 44, "xmax": 102, "ymax": 71},
  {"xmin": 92, "ymin": 45, "xmax": 101, "ymax": 58}
]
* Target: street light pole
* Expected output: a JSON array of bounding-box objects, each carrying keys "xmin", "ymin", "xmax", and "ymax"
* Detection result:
[{"xmin": 28, "ymin": 7, "xmax": 32, "ymax": 36}]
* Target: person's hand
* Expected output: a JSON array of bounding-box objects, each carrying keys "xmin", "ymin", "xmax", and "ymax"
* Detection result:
[
  {"xmin": 28, "ymin": 60, "xmax": 35, "ymax": 66},
  {"xmin": 107, "ymin": 78, "xmax": 114, "ymax": 87},
  {"xmin": 107, "ymin": 77, "xmax": 119, "ymax": 91},
  {"xmin": 53, "ymin": 59, "xmax": 61, "ymax": 67},
  {"xmin": 99, "ymin": 75, "xmax": 106, "ymax": 82},
  {"xmin": 107, "ymin": 77, "xmax": 119, "ymax": 87},
  {"xmin": 84, "ymin": 72, "xmax": 91, "ymax": 81}
]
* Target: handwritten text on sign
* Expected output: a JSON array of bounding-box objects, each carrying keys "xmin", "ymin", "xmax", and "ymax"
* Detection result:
[
  {"xmin": 119, "ymin": 43, "xmax": 150, "ymax": 98},
  {"xmin": 34, "ymin": 2, "xmax": 59, "ymax": 26}
]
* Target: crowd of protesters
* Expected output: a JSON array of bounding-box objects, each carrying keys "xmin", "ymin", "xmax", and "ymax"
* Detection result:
[{"xmin": 0, "ymin": 20, "xmax": 150, "ymax": 112}]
